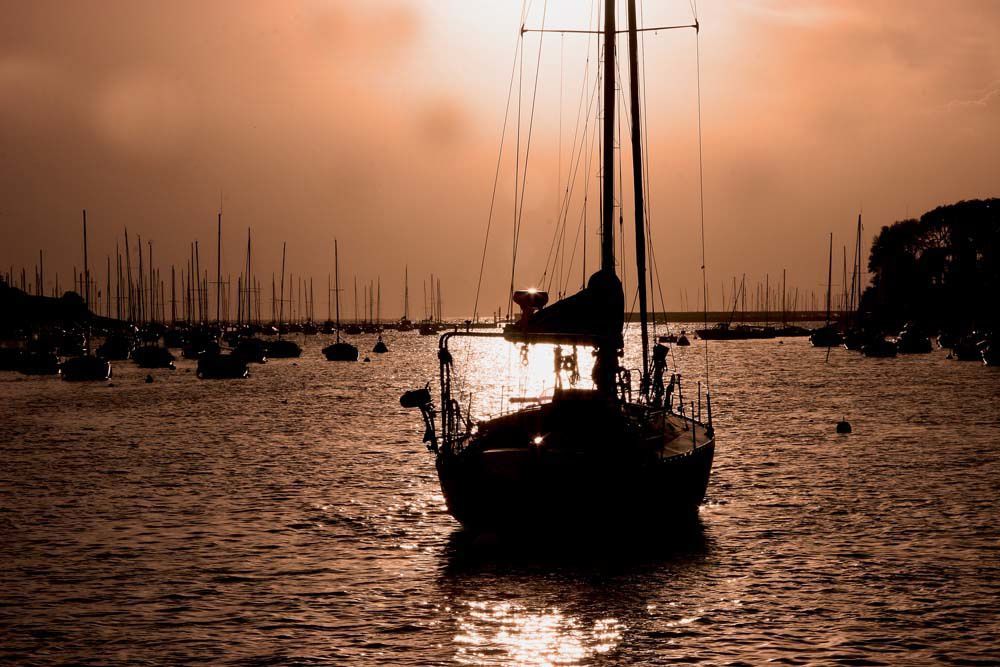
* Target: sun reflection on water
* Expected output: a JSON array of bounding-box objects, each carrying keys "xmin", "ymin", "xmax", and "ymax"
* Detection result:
[
  {"xmin": 446, "ymin": 338, "xmax": 598, "ymax": 422},
  {"xmin": 454, "ymin": 600, "xmax": 623, "ymax": 666}
]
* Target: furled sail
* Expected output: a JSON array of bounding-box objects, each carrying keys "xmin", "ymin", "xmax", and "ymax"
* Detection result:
[{"xmin": 504, "ymin": 270, "xmax": 624, "ymax": 346}]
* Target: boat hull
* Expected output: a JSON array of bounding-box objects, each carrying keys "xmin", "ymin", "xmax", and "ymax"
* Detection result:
[{"xmin": 436, "ymin": 438, "xmax": 715, "ymax": 530}]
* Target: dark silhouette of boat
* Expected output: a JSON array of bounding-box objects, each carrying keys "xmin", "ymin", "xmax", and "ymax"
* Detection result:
[
  {"xmin": 810, "ymin": 325, "xmax": 844, "ymax": 347},
  {"xmin": 981, "ymin": 336, "xmax": 998, "ymax": 366},
  {"xmin": 196, "ymin": 353, "xmax": 249, "ymax": 379},
  {"xmin": 0, "ymin": 347, "xmax": 21, "ymax": 370},
  {"xmin": 18, "ymin": 350, "xmax": 60, "ymax": 375},
  {"xmin": 372, "ymin": 334, "xmax": 389, "ymax": 354},
  {"xmin": 61, "ymin": 355, "xmax": 112, "ymax": 381},
  {"xmin": 811, "ymin": 233, "xmax": 843, "ymax": 347},
  {"xmin": 696, "ymin": 322, "xmax": 775, "ymax": 340},
  {"xmin": 233, "ymin": 337, "xmax": 267, "ymax": 363},
  {"xmin": 131, "ymin": 345, "xmax": 176, "ymax": 369},
  {"xmin": 57, "ymin": 330, "xmax": 86, "ymax": 356},
  {"xmin": 182, "ymin": 331, "xmax": 221, "ymax": 359},
  {"xmin": 97, "ymin": 332, "xmax": 133, "ymax": 360},
  {"xmin": 949, "ymin": 334, "xmax": 983, "ymax": 361},
  {"xmin": 402, "ymin": 3, "xmax": 714, "ymax": 531},
  {"xmin": 896, "ymin": 324, "xmax": 933, "ymax": 354},
  {"xmin": 861, "ymin": 338, "xmax": 898, "ymax": 358},
  {"xmin": 266, "ymin": 339, "xmax": 302, "ymax": 358},
  {"xmin": 322, "ymin": 239, "xmax": 359, "ymax": 362},
  {"xmin": 775, "ymin": 325, "xmax": 810, "ymax": 338}
]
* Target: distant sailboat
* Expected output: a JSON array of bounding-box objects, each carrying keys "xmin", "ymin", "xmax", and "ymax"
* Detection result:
[
  {"xmin": 810, "ymin": 233, "xmax": 843, "ymax": 347},
  {"xmin": 323, "ymin": 240, "xmax": 359, "ymax": 361},
  {"xmin": 63, "ymin": 210, "xmax": 112, "ymax": 381},
  {"xmin": 267, "ymin": 242, "xmax": 302, "ymax": 358}
]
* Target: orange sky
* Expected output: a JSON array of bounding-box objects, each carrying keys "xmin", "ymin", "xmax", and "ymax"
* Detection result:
[{"xmin": 1, "ymin": 0, "xmax": 998, "ymax": 317}]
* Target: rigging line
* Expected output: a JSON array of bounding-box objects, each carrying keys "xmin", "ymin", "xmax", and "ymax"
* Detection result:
[
  {"xmin": 560, "ymin": 88, "xmax": 597, "ymax": 298},
  {"xmin": 695, "ymin": 19, "xmax": 711, "ymax": 392},
  {"xmin": 472, "ymin": 5, "xmax": 528, "ymax": 323},
  {"xmin": 539, "ymin": 67, "xmax": 600, "ymax": 290},
  {"xmin": 538, "ymin": 1, "xmax": 597, "ymax": 289},
  {"xmin": 508, "ymin": 0, "xmax": 548, "ymax": 313},
  {"xmin": 560, "ymin": 94, "xmax": 600, "ymax": 297},
  {"xmin": 638, "ymin": 0, "xmax": 659, "ymax": 334},
  {"xmin": 615, "ymin": 47, "xmax": 628, "ymax": 297}
]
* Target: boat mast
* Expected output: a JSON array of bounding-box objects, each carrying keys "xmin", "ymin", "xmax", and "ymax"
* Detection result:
[
  {"xmin": 334, "ymin": 240, "xmax": 341, "ymax": 342},
  {"xmin": 626, "ymin": 0, "xmax": 650, "ymax": 389},
  {"xmin": 278, "ymin": 241, "xmax": 286, "ymax": 330},
  {"xmin": 601, "ymin": 0, "xmax": 616, "ymax": 273},
  {"xmin": 594, "ymin": 0, "xmax": 619, "ymax": 397},
  {"xmin": 246, "ymin": 228, "xmax": 252, "ymax": 327},
  {"xmin": 82, "ymin": 209, "xmax": 89, "ymax": 310},
  {"xmin": 216, "ymin": 212, "xmax": 222, "ymax": 324},
  {"xmin": 825, "ymin": 232, "xmax": 833, "ymax": 326}
]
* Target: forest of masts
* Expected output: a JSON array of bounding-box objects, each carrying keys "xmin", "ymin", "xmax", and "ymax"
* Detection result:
[
  {"xmin": 3, "ymin": 212, "xmax": 450, "ymax": 328},
  {"xmin": 5, "ymin": 213, "xmax": 866, "ymax": 325}
]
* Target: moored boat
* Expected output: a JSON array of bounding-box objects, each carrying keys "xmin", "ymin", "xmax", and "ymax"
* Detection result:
[{"xmin": 402, "ymin": 1, "xmax": 715, "ymax": 531}]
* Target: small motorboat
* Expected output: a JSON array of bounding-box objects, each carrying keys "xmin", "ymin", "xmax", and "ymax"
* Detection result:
[{"xmin": 372, "ymin": 335, "xmax": 389, "ymax": 354}]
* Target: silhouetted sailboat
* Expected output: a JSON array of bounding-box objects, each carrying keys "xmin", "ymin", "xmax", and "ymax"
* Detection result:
[
  {"xmin": 63, "ymin": 210, "xmax": 112, "ymax": 381},
  {"xmin": 323, "ymin": 240, "xmax": 359, "ymax": 361},
  {"xmin": 402, "ymin": 1, "xmax": 714, "ymax": 530},
  {"xmin": 810, "ymin": 233, "xmax": 843, "ymax": 347},
  {"xmin": 267, "ymin": 242, "xmax": 303, "ymax": 358}
]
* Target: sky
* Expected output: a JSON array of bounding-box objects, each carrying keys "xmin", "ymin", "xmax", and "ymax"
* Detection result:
[{"xmin": 1, "ymin": 0, "xmax": 998, "ymax": 318}]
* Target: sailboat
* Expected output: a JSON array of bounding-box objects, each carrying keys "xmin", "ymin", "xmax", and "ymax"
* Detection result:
[
  {"xmin": 267, "ymin": 242, "xmax": 303, "ymax": 358},
  {"xmin": 323, "ymin": 240, "xmax": 359, "ymax": 361},
  {"xmin": 62, "ymin": 210, "xmax": 112, "ymax": 381},
  {"xmin": 809, "ymin": 233, "xmax": 843, "ymax": 347},
  {"xmin": 402, "ymin": 0, "xmax": 715, "ymax": 530}
]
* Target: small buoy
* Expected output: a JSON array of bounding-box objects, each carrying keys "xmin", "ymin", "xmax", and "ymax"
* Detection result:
[
  {"xmin": 145, "ymin": 374, "xmax": 154, "ymax": 384},
  {"xmin": 363, "ymin": 356, "xmax": 371, "ymax": 363},
  {"xmin": 836, "ymin": 418, "xmax": 852, "ymax": 434}
]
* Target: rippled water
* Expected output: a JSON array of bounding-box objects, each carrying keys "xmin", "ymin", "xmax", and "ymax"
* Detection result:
[{"xmin": 2, "ymin": 328, "xmax": 999, "ymax": 665}]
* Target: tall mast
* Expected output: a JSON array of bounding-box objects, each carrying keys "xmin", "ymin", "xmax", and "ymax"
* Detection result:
[
  {"xmin": 216, "ymin": 212, "xmax": 222, "ymax": 324},
  {"xmin": 279, "ymin": 241, "xmax": 286, "ymax": 328},
  {"xmin": 601, "ymin": 0, "xmax": 616, "ymax": 273},
  {"xmin": 82, "ymin": 209, "xmax": 89, "ymax": 309},
  {"xmin": 334, "ymin": 240, "xmax": 341, "ymax": 341},
  {"xmin": 626, "ymin": 0, "xmax": 650, "ymax": 385},
  {"xmin": 245, "ymin": 228, "xmax": 252, "ymax": 326},
  {"xmin": 825, "ymin": 232, "xmax": 833, "ymax": 325}
]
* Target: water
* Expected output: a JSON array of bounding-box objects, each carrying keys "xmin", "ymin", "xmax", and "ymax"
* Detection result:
[{"xmin": 2, "ymin": 330, "xmax": 999, "ymax": 665}]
